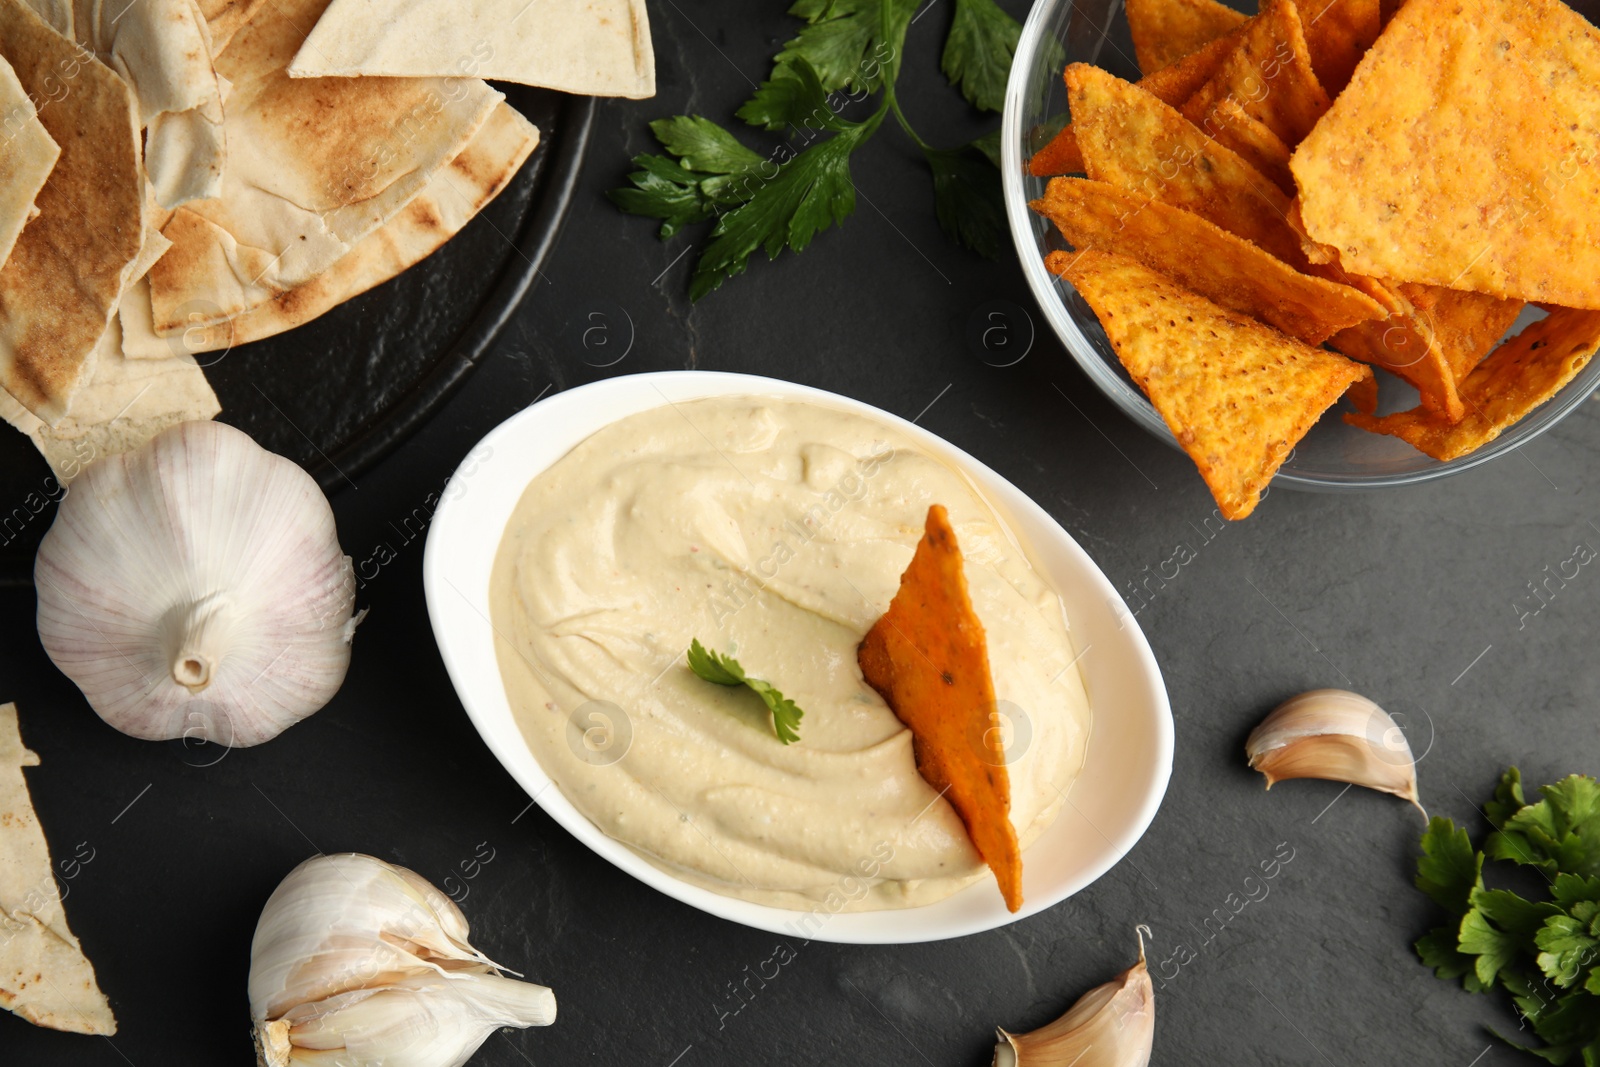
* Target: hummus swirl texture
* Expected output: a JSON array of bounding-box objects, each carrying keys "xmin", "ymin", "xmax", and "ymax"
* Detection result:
[{"xmin": 490, "ymin": 397, "xmax": 1091, "ymax": 911}]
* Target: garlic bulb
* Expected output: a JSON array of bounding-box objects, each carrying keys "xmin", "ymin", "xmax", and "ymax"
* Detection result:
[
  {"xmin": 35, "ymin": 421, "xmax": 360, "ymax": 747},
  {"xmin": 993, "ymin": 928, "xmax": 1154, "ymax": 1067},
  {"xmin": 250, "ymin": 853, "xmax": 556, "ymax": 1067},
  {"xmin": 1246, "ymin": 689, "xmax": 1424, "ymax": 814}
]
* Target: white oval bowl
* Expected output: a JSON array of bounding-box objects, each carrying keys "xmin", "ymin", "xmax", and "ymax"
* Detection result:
[{"xmin": 423, "ymin": 371, "xmax": 1173, "ymax": 943}]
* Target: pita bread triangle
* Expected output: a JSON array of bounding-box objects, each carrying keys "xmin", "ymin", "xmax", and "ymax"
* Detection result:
[
  {"xmin": 0, "ymin": 53, "xmax": 59, "ymax": 273},
  {"xmin": 132, "ymin": 99, "xmax": 539, "ymax": 354},
  {"xmin": 0, "ymin": 703, "xmax": 117, "ymax": 1035},
  {"xmin": 286, "ymin": 0, "xmax": 654, "ymax": 98},
  {"xmin": 0, "ymin": 0, "xmax": 143, "ymax": 424},
  {"xmin": 146, "ymin": 0, "xmax": 503, "ymax": 333}
]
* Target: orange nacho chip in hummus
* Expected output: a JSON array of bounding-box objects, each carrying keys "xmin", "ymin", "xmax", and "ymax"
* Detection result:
[
  {"xmin": 1345, "ymin": 308, "xmax": 1600, "ymax": 460},
  {"xmin": 857, "ymin": 504, "xmax": 1022, "ymax": 913},
  {"xmin": 1058, "ymin": 250, "xmax": 1368, "ymax": 519}
]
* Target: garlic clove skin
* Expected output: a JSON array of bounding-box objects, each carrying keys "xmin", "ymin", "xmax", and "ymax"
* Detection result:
[
  {"xmin": 250, "ymin": 854, "xmax": 555, "ymax": 1067},
  {"xmin": 35, "ymin": 421, "xmax": 359, "ymax": 747},
  {"xmin": 993, "ymin": 928, "xmax": 1154, "ymax": 1067},
  {"xmin": 1245, "ymin": 689, "xmax": 1425, "ymax": 815}
]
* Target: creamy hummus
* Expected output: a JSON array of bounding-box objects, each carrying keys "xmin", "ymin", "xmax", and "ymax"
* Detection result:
[{"xmin": 490, "ymin": 396, "xmax": 1091, "ymax": 911}]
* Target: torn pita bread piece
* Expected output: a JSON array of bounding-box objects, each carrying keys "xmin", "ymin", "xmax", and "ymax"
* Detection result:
[
  {"xmin": 0, "ymin": 315, "xmax": 218, "ymax": 480},
  {"xmin": 0, "ymin": 703, "xmax": 117, "ymax": 1035},
  {"xmin": 0, "ymin": 0, "xmax": 143, "ymax": 425},
  {"xmin": 197, "ymin": 0, "xmax": 264, "ymax": 56},
  {"xmin": 147, "ymin": 0, "xmax": 502, "ymax": 333},
  {"xmin": 1180, "ymin": 0, "xmax": 1330, "ymax": 148},
  {"xmin": 1346, "ymin": 308, "xmax": 1600, "ymax": 460},
  {"xmin": 133, "ymin": 100, "xmax": 539, "ymax": 355},
  {"xmin": 857, "ymin": 504, "xmax": 1023, "ymax": 912},
  {"xmin": 1060, "ymin": 250, "xmax": 1367, "ymax": 519},
  {"xmin": 17, "ymin": 0, "xmax": 65, "ymax": 31},
  {"xmin": 74, "ymin": 0, "xmax": 227, "ymax": 208},
  {"xmin": 1291, "ymin": 0, "xmax": 1600, "ymax": 308},
  {"xmin": 288, "ymin": 0, "xmax": 655, "ymax": 99},
  {"xmin": 1029, "ymin": 29, "xmax": 1240, "ymax": 178},
  {"xmin": 1032, "ymin": 178, "xmax": 1382, "ymax": 344},
  {"xmin": 1066, "ymin": 63, "xmax": 1307, "ymax": 267},
  {"xmin": 0, "ymin": 53, "xmax": 59, "ymax": 273}
]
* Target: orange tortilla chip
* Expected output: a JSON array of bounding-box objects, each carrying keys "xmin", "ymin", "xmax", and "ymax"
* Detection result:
[
  {"xmin": 1328, "ymin": 294, "xmax": 1464, "ymax": 422},
  {"xmin": 1286, "ymin": 197, "xmax": 1337, "ymax": 265},
  {"xmin": 1346, "ymin": 308, "xmax": 1600, "ymax": 459},
  {"xmin": 1060, "ymin": 250, "xmax": 1367, "ymax": 519},
  {"xmin": 1198, "ymin": 97, "xmax": 1294, "ymax": 193},
  {"xmin": 1028, "ymin": 123, "xmax": 1085, "ymax": 178},
  {"xmin": 1032, "ymin": 178, "xmax": 1383, "ymax": 343},
  {"xmin": 1291, "ymin": 0, "xmax": 1600, "ymax": 308},
  {"xmin": 1126, "ymin": 0, "xmax": 1246, "ymax": 73},
  {"xmin": 1345, "ymin": 369, "xmax": 1379, "ymax": 414},
  {"xmin": 1291, "ymin": 0, "xmax": 1381, "ymax": 95},
  {"xmin": 1029, "ymin": 32, "xmax": 1242, "ymax": 179},
  {"xmin": 1066, "ymin": 63, "xmax": 1305, "ymax": 266},
  {"xmin": 1393, "ymin": 282, "xmax": 1526, "ymax": 382},
  {"xmin": 857, "ymin": 505, "xmax": 1021, "ymax": 912},
  {"xmin": 1180, "ymin": 0, "xmax": 1331, "ymax": 148}
]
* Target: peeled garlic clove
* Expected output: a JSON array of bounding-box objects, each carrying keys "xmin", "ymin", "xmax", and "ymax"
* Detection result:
[
  {"xmin": 1246, "ymin": 689, "xmax": 1424, "ymax": 814},
  {"xmin": 250, "ymin": 853, "xmax": 555, "ymax": 1067},
  {"xmin": 993, "ymin": 927, "xmax": 1154, "ymax": 1067},
  {"xmin": 35, "ymin": 421, "xmax": 360, "ymax": 747}
]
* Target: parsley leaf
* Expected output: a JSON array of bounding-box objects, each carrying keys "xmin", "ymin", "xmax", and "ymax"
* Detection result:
[
  {"xmin": 1489, "ymin": 774, "xmax": 1600, "ymax": 878},
  {"xmin": 610, "ymin": 0, "xmax": 1015, "ymax": 297},
  {"xmin": 1486, "ymin": 766, "xmax": 1528, "ymax": 828},
  {"xmin": 1417, "ymin": 925, "xmax": 1488, "ymax": 992},
  {"xmin": 926, "ymin": 138, "xmax": 1006, "ymax": 257},
  {"xmin": 941, "ymin": 0, "xmax": 1022, "ymax": 112},
  {"xmin": 690, "ymin": 126, "xmax": 868, "ymax": 300},
  {"xmin": 606, "ymin": 153, "xmax": 726, "ymax": 239},
  {"xmin": 774, "ymin": 0, "xmax": 917, "ymax": 94},
  {"xmin": 1459, "ymin": 907, "xmax": 1524, "ymax": 988},
  {"xmin": 1417, "ymin": 816, "xmax": 1482, "ymax": 916},
  {"xmin": 687, "ymin": 639, "xmax": 805, "ymax": 744},
  {"xmin": 650, "ymin": 116, "xmax": 766, "ymax": 175},
  {"xmin": 1536, "ymin": 905, "xmax": 1600, "ymax": 988},
  {"xmin": 1416, "ymin": 769, "xmax": 1600, "ymax": 1065}
]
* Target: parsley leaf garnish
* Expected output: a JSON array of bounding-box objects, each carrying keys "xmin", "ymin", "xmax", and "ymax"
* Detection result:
[
  {"xmin": 1415, "ymin": 769, "xmax": 1600, "ymax": 1064},
  {"xmin": 687, "ymin": 639, "xmax": 805, "ymax": 744},
  {"xmin": 608, "ymin": 0, "xmax": 1018, "ymax": 298},
  {"xmin": 941, "ymin": 0, "xmax": 1022, "ymax": 113}
]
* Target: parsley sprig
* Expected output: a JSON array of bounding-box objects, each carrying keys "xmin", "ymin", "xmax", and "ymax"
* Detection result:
[
  {"xmin": 1415, "ymin": 768, "xmax": 1600, "ymax": 1063},
  {"xmin": 686, "ymin": 638, "xmax": 805, "ymax": 744},
  {"xmin": 607, "ymin": 0, "xmax": 1021, "ymax": 299}
]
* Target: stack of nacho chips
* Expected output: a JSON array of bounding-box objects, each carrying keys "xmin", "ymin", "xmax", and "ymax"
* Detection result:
[
  {"xmin": 0, "ymin": 0, "xmax": 654, "ymax": 482},
  {"xmin": 1030, "ymin": 0, "xmax": 1600, "ymax": 517}
]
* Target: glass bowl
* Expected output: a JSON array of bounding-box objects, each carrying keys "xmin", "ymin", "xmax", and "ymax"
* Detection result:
[{"xmin": 999, "ymin": 0, "xmax": 1600, "ymax": 490}]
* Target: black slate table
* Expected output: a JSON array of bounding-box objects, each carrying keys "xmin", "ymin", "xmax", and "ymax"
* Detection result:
[{"xmin": 5, "ymin": 3, "xmax": 1597, "ymax": 1064}]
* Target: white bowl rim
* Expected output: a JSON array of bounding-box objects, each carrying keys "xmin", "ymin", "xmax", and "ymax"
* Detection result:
[
  {"xmin": 423, "ymin": 370, "xmax": 1173, "ymax": 944},
  {"xmin": 999, "ymin": 0, "xmax": 1600, "ymax": 492}
]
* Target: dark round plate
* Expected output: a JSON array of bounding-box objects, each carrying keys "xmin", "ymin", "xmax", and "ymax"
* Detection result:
[{"xmin": 0, "ymin": 85, "xmax": 594, "ymax": 585}]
